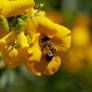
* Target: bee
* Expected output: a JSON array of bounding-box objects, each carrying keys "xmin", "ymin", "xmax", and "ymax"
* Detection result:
[{"xmin": 39, "ymin": 35, "xmax": 57, "ymax": 62}]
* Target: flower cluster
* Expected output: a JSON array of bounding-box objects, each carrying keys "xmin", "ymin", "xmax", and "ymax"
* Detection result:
[{"xmin": 0, "ymin": 0, "xmax": 71, "ymax": 76}]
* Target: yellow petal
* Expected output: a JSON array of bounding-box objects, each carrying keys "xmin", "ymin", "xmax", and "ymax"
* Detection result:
[
  {"xmin": 0, "ymin": 31, "xmax": 19, "ymax": 68},
  {"xmin": 43, "ymin": 56, "xmax": 61, "ymax": 75},
  {"xmin": 0, "ymin": 31, "xmax": 16, "ymax": 48},
  {"xmin": 25, "ymin": 62, "xmax": 42, "ymax": 76},
  {"xmin": 25, "ymin": 56, "xmax": 61, "ymax": 76},
  {"xmin": 16, "ymin": 31, "xmax": 29, "ymax": 48},
  {"xmin": 26, "ymin": 16, "xmax": 71, "ymax": 52},
  {"xmin": 0, "ymin": 0, "xmax": 35, "ymax": 17},
  {"xmin": 27, "ymin": 33, "xmax": 42, "ymax": 63}
]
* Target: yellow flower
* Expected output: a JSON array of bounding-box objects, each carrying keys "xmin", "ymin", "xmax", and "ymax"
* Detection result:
[
  {"xmin": 25, "ymin": 14, "xmax": 71, "ymax": 76},
  {"xmin": 61, "ymin": 13, "xmax": 91, "ymax": 72},
  {"xmin": 26, "ymin": 16, "xmax": 71, "ymax": 52},
  {"xmin": 72, "ymin": 13, "xmax": 91, "ymax": 48},
  {"xmin": 61, "ymin": 48, "xmax": 86, "ymax": 72},
  {"xmin": 72, "ymin": 27, "xmax": 90, "ymax": 48},
  {"xmin": 26, "ymin": 56, "xmax": 61, "ymax": 76},
  {"xmin": 0, "ymin": 0, "xmax": 35, "ymax": 17},
  {"xmin": 0, "ymin": 5, "xmax": 71, "ymax": 76},
  {"xmin": 0, "ymin": 31, "xmax": 29, "ymax": 68}
]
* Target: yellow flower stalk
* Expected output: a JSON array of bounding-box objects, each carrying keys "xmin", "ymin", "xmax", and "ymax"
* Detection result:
[{"xmin": 0, "ymin": 0, "xmax": 35, "ymax": 17}]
